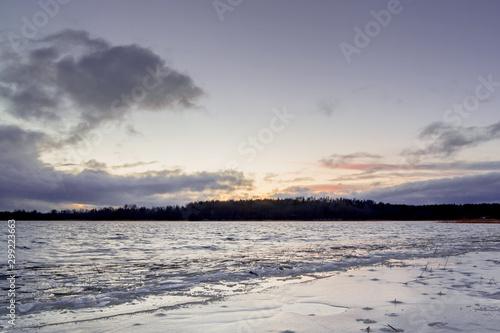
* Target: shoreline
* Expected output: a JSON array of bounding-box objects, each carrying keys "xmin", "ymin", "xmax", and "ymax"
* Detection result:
[
  {"xmin": 29, "ymin": 251, "xmax": 500, "ymax": 333},
  {"xmin": 439, "ymin": 219, "xmax": 500, "ymax": 224},
  {"xmin": 7, "ymin": 219, "xmax": 500, "ymax": 223}
]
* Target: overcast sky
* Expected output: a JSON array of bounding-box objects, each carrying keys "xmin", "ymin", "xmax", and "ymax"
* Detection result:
[{"xmin": 0, "ymin": 0, "xmax": 499, "ymax": 211}]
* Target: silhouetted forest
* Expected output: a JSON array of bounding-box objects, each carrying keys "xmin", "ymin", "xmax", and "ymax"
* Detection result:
[{"xmin": 1, "ymin": 197, "xmax": 499, "ymax": 221}]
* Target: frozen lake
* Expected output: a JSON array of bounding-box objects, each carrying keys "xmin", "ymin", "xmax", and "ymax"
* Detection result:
[{"xmin": 1, "ymin": 220, "xmax": 499, "ymax": 329}]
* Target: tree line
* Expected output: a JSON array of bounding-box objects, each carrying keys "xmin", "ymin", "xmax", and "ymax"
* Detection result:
[{"xmin": 1, "ymin": 197, "xmax": 499, "ymax": 221}]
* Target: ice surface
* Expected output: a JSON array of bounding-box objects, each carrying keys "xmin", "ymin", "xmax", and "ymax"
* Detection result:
[
  {"xmin": 1, "ymin": 220, "xmax": 499, "ymax": 330},
  {"xmin": 25, "ymin": 251, "xmax": 500, "ymax": 333}
]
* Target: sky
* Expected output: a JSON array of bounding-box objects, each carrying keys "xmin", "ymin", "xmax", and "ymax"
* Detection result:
[{"xmin": 0, "ymin": 0, "xmax": 499, "ymax": 211}]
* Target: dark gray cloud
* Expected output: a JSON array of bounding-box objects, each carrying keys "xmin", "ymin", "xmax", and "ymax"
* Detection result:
[
  {"xmin": 357, "ymin": 172, "xmax": 500, "ymax": 205},
  {"xmin": 51, "ymin": 169, "xmax": 252, "ymax": 206},
  {"xmin": 0, "ymin": 30, "xmax": 221, "ymax": 211},
  {"xmin": 403, "ymin": 120, "xmax": 500, "ymax": 158},
  {"xmin": 0, "ymin": 29, "xmax": 204, "ymax": 143},
  {"xmin": 319, "ymin": 152, "xmax": 382, "ymax": 168},
  {"xmin": 0, "ymin": 125, "xmax": 252, "ymax": 211}
]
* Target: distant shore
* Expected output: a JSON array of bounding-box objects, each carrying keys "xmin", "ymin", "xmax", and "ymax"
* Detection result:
[
  {"xmin": 0, "ymin": 218, "xmax": 468, "ymax": 222},
  {"xmin": 439, "ymin": 218, "xmax": 500, "ymax": 223},
  {"xmin": 2, "ymin": 198, "xmax": 499, "ymax": 221}
]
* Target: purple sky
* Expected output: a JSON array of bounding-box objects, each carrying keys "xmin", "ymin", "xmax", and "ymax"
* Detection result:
[{"xmin": 0, "ymin": 0, "xmax": 499, "ymax": 211}]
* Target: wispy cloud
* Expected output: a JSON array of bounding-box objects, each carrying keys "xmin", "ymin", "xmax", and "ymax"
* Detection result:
[
  {"xmin": 329, "ymin": 160, "xmax": 500, "ymax": 181},
  {"xmin": 319, "ymin": 152, "xmax": 382, "ymax": 169},
  {"xmin": 111, "ymin": 161, "xmax": 159, "ymax": 170},
  {"xmin": 74, "ymin": 159, "xmax": 160, "ymax": 171},
  {"xmin": 421, "ymin": 160, "xmax": 500, "ymax": 171},
  {"xmin": 403, "ymin": 120, "xmax": 500, "ymax": 158},
  {"xmin": 316, "ymin": 148, "xmax": 500, "ymax": 202},
  {"xmin": 272, "ymin": 184, "xmax": 349, "ymax": 199},
  {"xmin": 316, "ymin": 97, "xmax": 340, "ymax": 117},
  {"xmin": 262, "ymin": 172, "xmax": 314, "ymax": 184}
]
